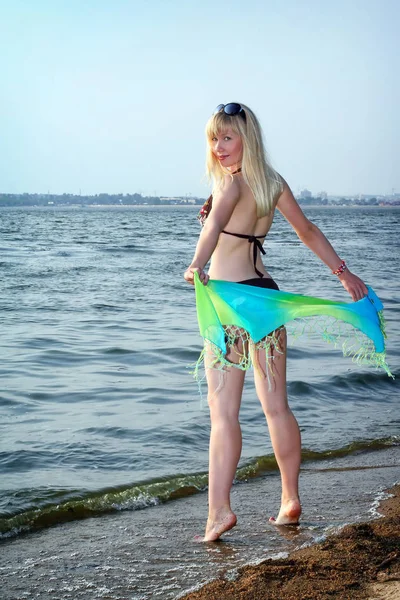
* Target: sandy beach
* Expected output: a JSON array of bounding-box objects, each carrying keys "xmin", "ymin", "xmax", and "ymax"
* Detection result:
[{"xmin": 181, "ymin": 484, "xmax": 400, "ymax": 600}]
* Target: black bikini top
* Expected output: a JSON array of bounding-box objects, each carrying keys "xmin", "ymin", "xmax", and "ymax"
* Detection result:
[
  {"xmin": 197, "ymin": 169, "xmax": 267, "ymax": 278},
  {"xmin": 219, "ymin": 229, "xmax": 266, "ymax": 278}
]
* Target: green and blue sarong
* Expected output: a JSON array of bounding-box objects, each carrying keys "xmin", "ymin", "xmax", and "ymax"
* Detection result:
[{"xmin": 193, "ymin": 272, "xmax": 393, "ymax": 382}]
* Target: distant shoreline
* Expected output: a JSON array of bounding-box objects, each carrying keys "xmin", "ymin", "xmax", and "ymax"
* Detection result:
[{"xmin": 0, "ymin": 204, "xmax": 399, "ymax": 209}]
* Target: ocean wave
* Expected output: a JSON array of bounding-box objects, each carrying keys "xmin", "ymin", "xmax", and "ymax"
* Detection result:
[{"xmin": 1, "ymin": 436, "xmax": 398, "ymax": 541}]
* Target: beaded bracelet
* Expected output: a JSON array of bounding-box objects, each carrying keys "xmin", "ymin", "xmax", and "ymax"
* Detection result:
[{"xmin": 332, "ymin": 260, "xmax": 347, "ymax": 276}]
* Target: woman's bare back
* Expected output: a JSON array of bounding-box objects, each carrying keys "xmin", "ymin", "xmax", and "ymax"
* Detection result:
[{"xmin": 208, "ymin": 175, "xmax": 276, "ymax": 281}]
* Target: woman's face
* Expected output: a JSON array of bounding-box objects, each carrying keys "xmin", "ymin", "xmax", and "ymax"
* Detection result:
[{"xmin": 210, "ymin": 127, "xmax": 243, "ymax": 169}]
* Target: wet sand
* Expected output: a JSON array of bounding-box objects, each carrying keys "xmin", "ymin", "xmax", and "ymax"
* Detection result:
[
  {"xmin": 1, "ymin": 450, "xmax": 398, "ymax": 599},
  {"xmin": 181, "ymin": 484, "xmax": 400, "ymax": 600}
]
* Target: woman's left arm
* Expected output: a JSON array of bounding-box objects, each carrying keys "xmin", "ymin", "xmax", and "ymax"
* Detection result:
[{"xmin": 276, "ymin": 180, "xmax": 368, "ymax": 301}]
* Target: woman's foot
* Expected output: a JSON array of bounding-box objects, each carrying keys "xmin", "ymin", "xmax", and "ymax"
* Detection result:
[
  {"xmin": 269, "ymin": 498, "xmax": 301, "ymax": 526},
  {"xmin": 195, "ymin": 508, "xmax": 237, "ymax": 542}
]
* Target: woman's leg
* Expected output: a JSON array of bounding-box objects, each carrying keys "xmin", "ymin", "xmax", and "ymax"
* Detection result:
[
  {"xmin": 253, "ymin": 328, "xmax": 302, "ymax": 525},
  {"xmin": 202, "ymin": 343, "xmax": 246, "ymax": 541}
]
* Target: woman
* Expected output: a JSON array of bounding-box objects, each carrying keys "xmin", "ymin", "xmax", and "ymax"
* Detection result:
[{"xmin": 183, "ymin": 103, "xmax": 368, "ymax": 542}]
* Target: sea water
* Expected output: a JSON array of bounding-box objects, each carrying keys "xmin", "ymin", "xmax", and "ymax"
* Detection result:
[{"xmin": 0, "ymin": 205, "xmax": 399, "ymax": 598}]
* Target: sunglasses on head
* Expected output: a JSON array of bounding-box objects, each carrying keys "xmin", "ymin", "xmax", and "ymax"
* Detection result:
[{"xmin": 214, "ymin": 103, "xmax": 246, "ymax": 120}]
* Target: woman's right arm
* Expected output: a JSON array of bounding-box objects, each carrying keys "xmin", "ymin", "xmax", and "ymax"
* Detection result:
[
  {"xmin": 276, "ymin": 180, "xmax": 368, "ymax": 301},
  {"xmin": 184, "ymin": 176, "xmax": 241, "ymax": 285}
]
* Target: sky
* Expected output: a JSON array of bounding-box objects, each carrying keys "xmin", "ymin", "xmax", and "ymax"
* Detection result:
[{"xmin": 1, "ymin": 0, "xmax": 399, "ymax": 198}]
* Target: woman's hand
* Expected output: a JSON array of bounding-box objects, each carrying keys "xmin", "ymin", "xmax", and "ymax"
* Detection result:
[
  {"xmin": 338, "ymin": 269, "xmax": 368, "ymax": 301},
  {"xmin": 183, "ymin": 267, "xmax": 209, "ymax": 286}
]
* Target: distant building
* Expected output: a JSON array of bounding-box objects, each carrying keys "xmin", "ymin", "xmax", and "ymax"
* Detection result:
[
  {"xmin": 317, "ymin": 191, "xmax": 328, "ymax": 200},
  {"xmin": 159, "ymin": 196, "xmax": 196, "ymax": 204},
  {"xmin": 300, "ymin": 189, "xmax": 312, "ymax": 198}
]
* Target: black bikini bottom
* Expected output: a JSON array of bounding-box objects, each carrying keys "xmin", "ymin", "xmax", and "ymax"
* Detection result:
[{"xmin": 237, "ymin": 277, "xmax": 280, "ymax": 291}]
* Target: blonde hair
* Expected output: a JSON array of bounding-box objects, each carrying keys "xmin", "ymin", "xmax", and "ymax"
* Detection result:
[{"xmin": 205, "ymin": 104, "xmax": 283, "ymax": 217}]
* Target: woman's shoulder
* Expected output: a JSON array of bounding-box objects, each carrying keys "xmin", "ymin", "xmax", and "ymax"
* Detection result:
[
  {"xmin": 217, "ymin": 172, "xmax": 242, "ymax": 197},
  {"xmin": 268, "ymin": 170, "xmax": 285, "ymax": 207},
  {"xmin": 211, "ymin": 173, "xmax": 242, "ymax": 209}
]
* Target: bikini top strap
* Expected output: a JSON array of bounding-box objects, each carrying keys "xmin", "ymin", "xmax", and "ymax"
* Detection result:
[{"xmin": 221, "ymin": 230, "xmax": 267, "ymax": 278}]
